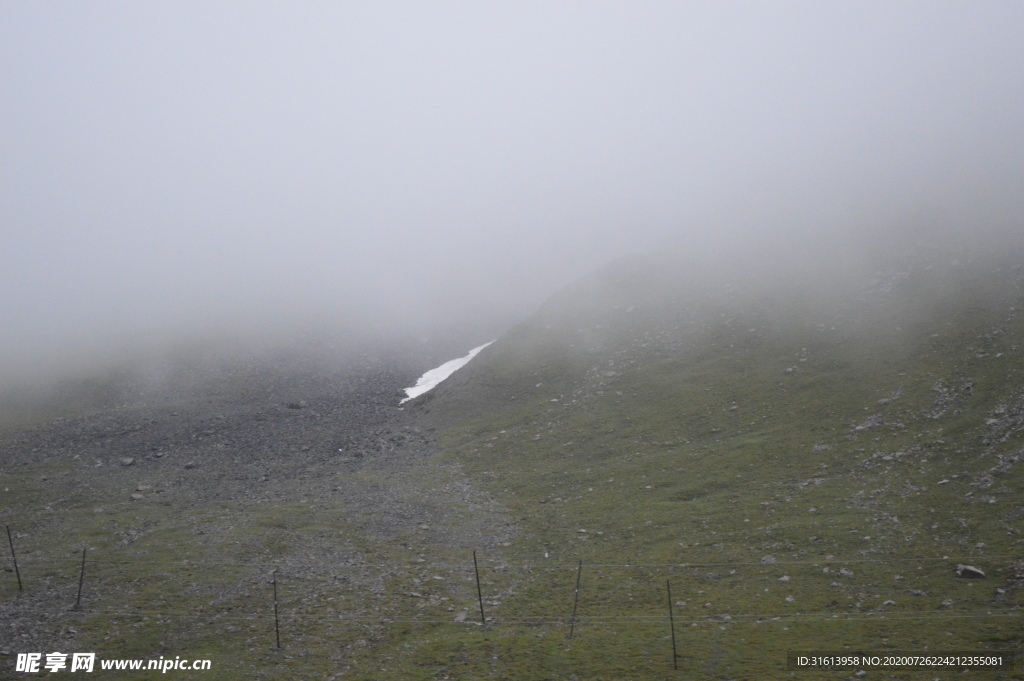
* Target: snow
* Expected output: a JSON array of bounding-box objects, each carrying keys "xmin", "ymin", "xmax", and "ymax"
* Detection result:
[{"xmin": 400, "ymin": 341, "xmax": 494, "ymax": 404}]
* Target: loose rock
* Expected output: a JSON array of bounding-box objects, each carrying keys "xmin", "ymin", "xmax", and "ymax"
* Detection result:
[{"xmin": 956, "ymin": 564, "xmax": 985, "ymax": 579}]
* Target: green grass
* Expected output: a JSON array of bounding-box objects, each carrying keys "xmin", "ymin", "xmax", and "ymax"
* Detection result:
[
  {"xmin": 3, "ymin": 253, "xmax": 1024, "ymax": 679},
  {"xmin": 404, "ymin": 257, "xmax": 1024, "ymax": 679}
]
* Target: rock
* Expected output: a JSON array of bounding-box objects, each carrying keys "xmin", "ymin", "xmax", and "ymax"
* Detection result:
[
  {"xmin": 136, "ymin": 484, "xmax": 151, "ymax": 491},
  {"xmin": 130, "ymin": 493, "xmax": 143, "ymax": 500},
  {"xmin": 905, "ymin": 589, "xmax": 928, "ymax": 596},
  {"xmin": 120, "ymin": 457, "xmax": 135, "ymax": 466},
  {"xmin": 956, "ymin": 564, "xmax": 985, "ymax": 578},
  {"xmin": 940, "ymin": 599, "xmax": 954, "ymax": 608},
  {"xmin": 882, "ymin": 600, "xmax": 896, "ymax": 606},
  {"xmin": 453, "ymin": 611, "xmax": 467, "ymax": 623},
  {"xmin": 760, "ymin": 555, "xmax": 777, "ymax": 564},
  {"xmin": 184, "ymin": 462, "xmax": 196, "ymax": 469},
  {"xmin": 839, "ymin": 568, "xmax": 855, "ymax": 577}
]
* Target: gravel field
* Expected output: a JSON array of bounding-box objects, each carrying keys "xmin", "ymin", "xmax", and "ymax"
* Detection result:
[{"xmin": 0, "ymin": 336, "xmax": 514, "ymax": 663}]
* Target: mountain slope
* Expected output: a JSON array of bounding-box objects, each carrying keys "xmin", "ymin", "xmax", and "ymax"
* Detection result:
[
  {"xmin": 2, "ymin": 240, "xmax": 1023, "ymax": 680},
  {"xmin": 402, "ymin": 243, "xmax": 1024, "ymax": 679}
]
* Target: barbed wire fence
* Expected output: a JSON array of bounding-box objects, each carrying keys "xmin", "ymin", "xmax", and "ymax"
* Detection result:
[{"xmin": 3, "ymin": 524, "xmax": 1021, "ymax": 671}]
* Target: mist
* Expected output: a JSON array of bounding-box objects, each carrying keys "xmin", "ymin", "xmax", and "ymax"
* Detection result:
[{"xmin": 3, "ymin": 2, "xmax": 1024, "ymax": 392}]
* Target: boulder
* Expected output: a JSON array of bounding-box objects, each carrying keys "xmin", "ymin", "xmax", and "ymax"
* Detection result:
[{"xmin": 956, "ymin": 564, "xmax": 985, "ymax": 579}]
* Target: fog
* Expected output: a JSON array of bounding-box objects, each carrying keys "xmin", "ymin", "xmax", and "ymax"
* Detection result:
[{"xmin": 2, "ymin": 2, "xmax": 1023, "ymax": 390}]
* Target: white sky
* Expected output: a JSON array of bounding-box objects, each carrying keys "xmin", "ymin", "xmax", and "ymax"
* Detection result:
[{"xmin": 2, "ymin": 2, "xmax": 1023, "ymax": 385}]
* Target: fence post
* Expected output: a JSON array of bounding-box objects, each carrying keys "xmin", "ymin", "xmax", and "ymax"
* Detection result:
[
  {"xmin": 73, "ymin": 548, "xmax": 86, "ymax": 610},
  {"xmin": 667, "ymin": 580, "xmax": 678, "ymax": 670},
  {"xmin": 473, "ymin": 551, "xmax": 486, "ymax": 626},
  {"xmin": 272, "ymin": 570, "xmax": 281, "ymax": 649},
  {"xmin": 569, "ymin": 560, "xmax": 583, "ymax": 639},
  {"xmin": 6, "ymin": 525, "xmax": 22, "ymax": 591}
]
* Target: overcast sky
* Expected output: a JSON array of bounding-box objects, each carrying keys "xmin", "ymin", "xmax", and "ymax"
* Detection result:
[{"xmin": 2, "ymin": 2, "xmax": 1023, "ymax": 384}]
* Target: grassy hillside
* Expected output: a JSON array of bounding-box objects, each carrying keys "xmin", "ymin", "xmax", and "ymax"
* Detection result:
[
  {"xmin": 402, "ymin": 245, "xmax": 1024, "ymax": 679},
  {"xmin": 2, "ymin": 242, "xmax": 1023, "ymax": 680}
]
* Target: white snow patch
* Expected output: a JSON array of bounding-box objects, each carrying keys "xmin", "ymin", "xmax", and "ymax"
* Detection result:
[{"xmin": 400, "ymin": 341, "xmax": 494, "ymax": 404}]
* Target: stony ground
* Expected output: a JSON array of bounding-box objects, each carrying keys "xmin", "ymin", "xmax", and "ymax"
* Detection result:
[{"xmin": 0, "ymin": 337, "xmax": 514, "ymax": 673}]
